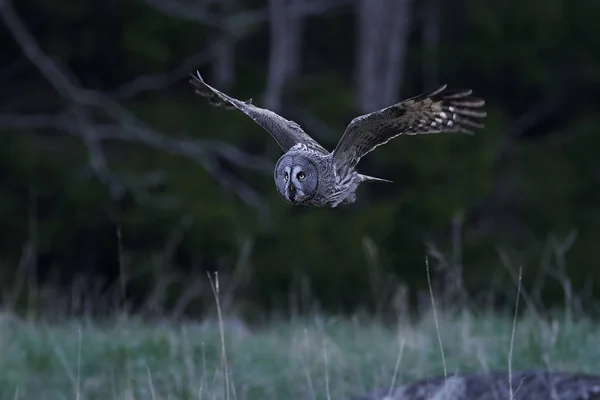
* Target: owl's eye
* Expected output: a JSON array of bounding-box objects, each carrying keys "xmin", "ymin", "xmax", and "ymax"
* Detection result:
[
  {"xmin": 284, "ymin": 172, "xmax": 289, "ymax": 181},
  {"xmin": 297, "ymin": 172, "xmax": 306, "ymax": 181}
]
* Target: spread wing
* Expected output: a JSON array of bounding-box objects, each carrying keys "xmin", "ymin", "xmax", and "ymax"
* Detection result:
[
  {"xmin": 189, "ymin": 71, "xmax": 328, "ymax": 154},
  {"xmin": 332, "ymin": 85, "xmax": 486, "ymax": 169}
]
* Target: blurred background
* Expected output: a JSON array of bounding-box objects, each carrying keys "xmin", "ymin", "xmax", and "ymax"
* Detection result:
[{"xmin": 1, "ymin": 0, "xmax": 599, "ymax": 320}]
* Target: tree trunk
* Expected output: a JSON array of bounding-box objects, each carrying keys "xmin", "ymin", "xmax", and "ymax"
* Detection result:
[
  {"xmin": 264, "ymin": 0, "xmax": 303, "ymax": 112},
  {"xmin": 356, "ymin": 0, "xmax": 413, "ymax": 113}
]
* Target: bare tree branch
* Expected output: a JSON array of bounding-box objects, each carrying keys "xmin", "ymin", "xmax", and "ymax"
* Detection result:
[
  {"xmin": 0, "ymin": 111, "xmax": 275, "ymax": 214},
  {"xmin": 142, "ymin": 0, "xmax": 350, "ymax": 33},
  {"xmin": 0, "ymin": 0, "xmax": 272, "ymax": 212},
  {"xmin": 0, "ymin": 0, "xmax": 353, "ymax": 213},
  {"xmin": 0, "ymin": 112, "xmax": 273, "ymax": 174},
  {"xmin": 71, "ymin": 106, "xmax": 125, "ymax": 198},
  {"xmin": 143, "ymin": 0, "xmax": 265, "ymax": 31},
  {"xmin": 116, "ymin": 0, "xmax": 352, "ymax": 100},
  {"xmin": 142, "ymin": 0, "xmax": 351, "ymax": 115},
  {"xmin": 264, "ymin": 0, "xmax": 353, "ymax": 112},
  {"xmin": 112, "ymin": 50, "xmax": 212, "ymax": 99}
]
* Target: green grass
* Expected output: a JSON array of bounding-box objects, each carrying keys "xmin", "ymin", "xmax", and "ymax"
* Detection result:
[{"xmin": 1, "ymin": 310, "xmax": 599, "ymax": 400}]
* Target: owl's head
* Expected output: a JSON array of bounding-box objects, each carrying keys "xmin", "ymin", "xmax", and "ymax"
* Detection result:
[{"xmin": 274, "ymin": 154, "xmax": 319, "ymax": 205}]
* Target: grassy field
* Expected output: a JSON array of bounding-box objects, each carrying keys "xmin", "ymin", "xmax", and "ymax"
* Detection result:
[{"xmin": 0, "ymin": 309, "xmax": 599, "ymax": 400}]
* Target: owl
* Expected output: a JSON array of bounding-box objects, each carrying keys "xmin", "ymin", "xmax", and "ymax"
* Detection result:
[{"xmin": 189, "ymin": 71, "xmax": 486, "ymax": 207}]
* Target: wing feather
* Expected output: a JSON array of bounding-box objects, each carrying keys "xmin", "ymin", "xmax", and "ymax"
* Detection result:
[
  {"xmin": 189, "ymin": 71, "xmax": 328, "ymax": 154},
  {"xmin": 332, "ymin": 84, "xmax": 487, "ymax": 168}
]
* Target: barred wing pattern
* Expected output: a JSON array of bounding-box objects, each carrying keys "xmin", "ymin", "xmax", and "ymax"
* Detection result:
[
  {"xmin": 332, "ymin": 85, "xmax": 486, "ymax": 169},
  {"xmin": 189, "ymin": 72, "xmax": 328, "ymax": 154}
]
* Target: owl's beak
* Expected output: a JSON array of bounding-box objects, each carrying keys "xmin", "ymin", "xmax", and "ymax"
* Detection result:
[{"xmin": 287, "ymin": 183, "xmax": 296, "ymax": 202}]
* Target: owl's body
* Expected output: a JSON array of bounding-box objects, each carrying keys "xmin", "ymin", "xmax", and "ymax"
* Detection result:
[
  {"xmin": 275, "ymin": 143, "xmax": 378, "ymax": 207},
  {"xmin": 190, "ymin": 72, "xmax": 487, "ymax": 207}
]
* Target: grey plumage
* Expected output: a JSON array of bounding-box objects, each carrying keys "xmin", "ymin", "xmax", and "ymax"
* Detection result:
[
  {"xmin": 352, "ymin": 370, "xmax": 600, "ymax": 400},
  {"xmin": 190, "ymin": 71, "xmax": 486, "ymax": 207}
]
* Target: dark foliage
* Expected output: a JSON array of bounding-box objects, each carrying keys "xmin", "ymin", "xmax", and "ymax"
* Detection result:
[{"xmin": 0, "ymin": 0, "xmax": 599, "ymax": 318}]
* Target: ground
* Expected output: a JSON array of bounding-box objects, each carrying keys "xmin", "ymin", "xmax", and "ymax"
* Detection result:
[{"xmin": 1, "ymin": 310, "xmax": 599, "ymax": 399}]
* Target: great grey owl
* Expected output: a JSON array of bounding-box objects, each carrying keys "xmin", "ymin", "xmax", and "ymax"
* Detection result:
[{"xmin": 189, "ymin": 71, "xmax": 486, "ymax": 208}]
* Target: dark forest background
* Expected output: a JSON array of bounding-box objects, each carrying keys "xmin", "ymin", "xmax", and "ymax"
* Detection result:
[{"xmin": 1, "ymin": 0, "xmax": 599, "ymax": 319}]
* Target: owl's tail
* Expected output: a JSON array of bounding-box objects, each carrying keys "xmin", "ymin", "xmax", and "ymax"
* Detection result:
[{"xmin": 359, "ymin": 174, "xmax": 393, "ymax": 184}]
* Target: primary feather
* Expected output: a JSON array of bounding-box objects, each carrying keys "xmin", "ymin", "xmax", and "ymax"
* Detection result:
[
  {"xmin": 332, "ymin": 84, "xmax": 487, "ymax": 169},
  {"xmin": 189, "ymin": 71, "xmax": 328, "ymax": 155}
]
